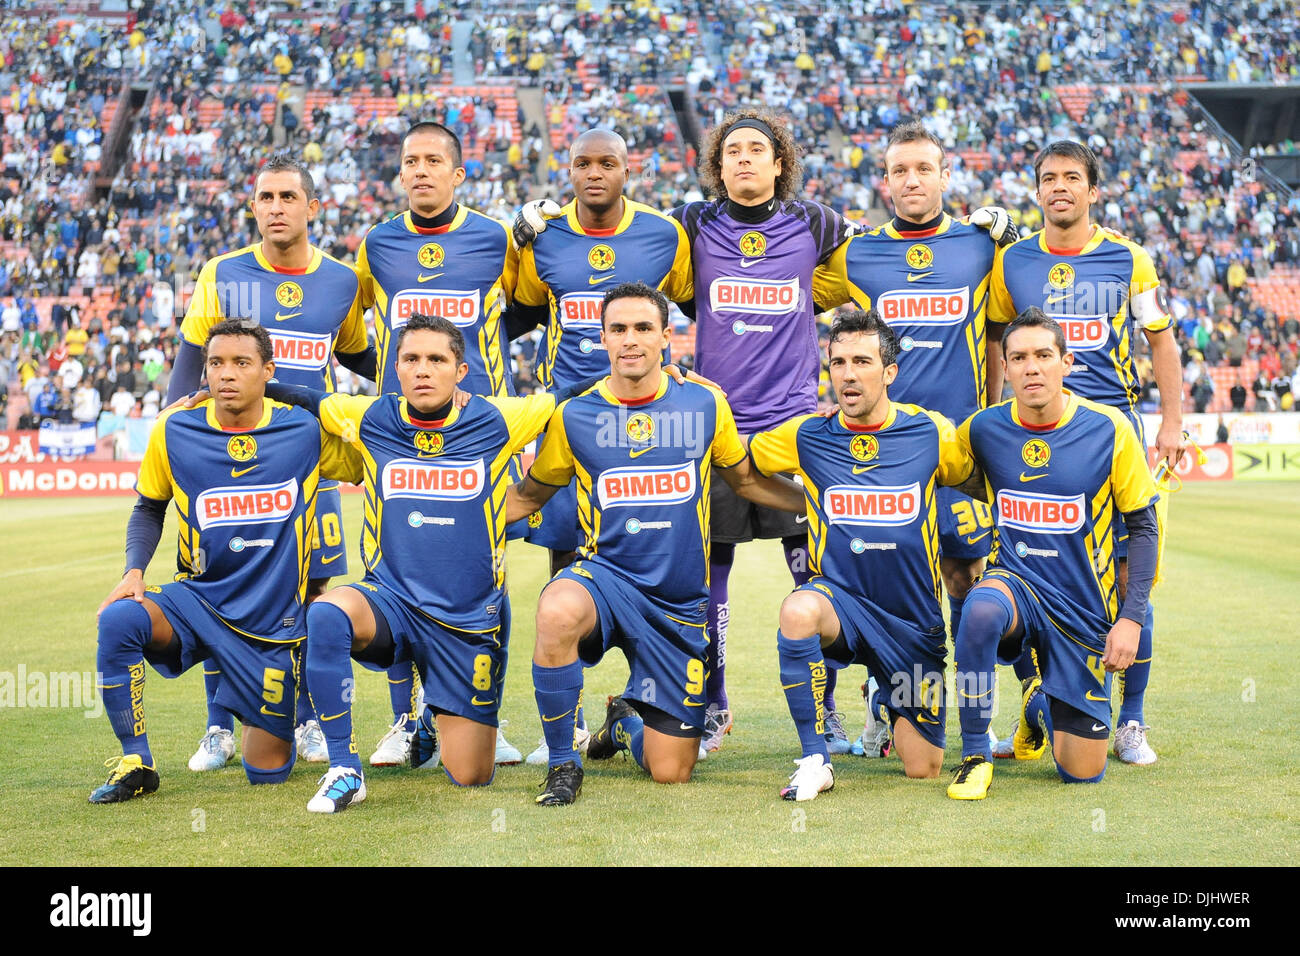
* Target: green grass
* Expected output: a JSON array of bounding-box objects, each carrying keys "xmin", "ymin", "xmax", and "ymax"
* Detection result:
[{"xmin": 1, "ymin": 483, "xmax": 1297, "ymax": 865}]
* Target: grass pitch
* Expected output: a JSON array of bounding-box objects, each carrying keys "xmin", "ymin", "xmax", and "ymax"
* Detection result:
[{"xmin": 1, "ymin": 483, "xmax": 1296, "ymax": 866}]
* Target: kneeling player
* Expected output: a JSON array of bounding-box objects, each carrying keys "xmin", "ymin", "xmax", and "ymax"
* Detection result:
[
  {"xmin": 91, "ymin": 321, "xmax": 356, "ymax": 802},
  {"xmin": 506, "ymin": 284, "xmax": 805, "ymax": 805},
  {"xmin": 948, "ymin": 309, "xmax": 1159, "ymax": 798},
  {"xmin": 748, "ymin": 310, "xmax": 976, "ymax": 799}
]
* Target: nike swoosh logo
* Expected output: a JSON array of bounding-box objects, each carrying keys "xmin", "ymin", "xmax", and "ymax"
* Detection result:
[
  {"xmin": 629, "ymin": 446, "xmax": 654, "ymax": 458},
  {"xmin": 471, "ymin": 696, "xmax": 496, "ymax": 707},
  {"xmin": 917, "ymin": 713, "xmax": 940, "ymax": 724},
  {"xmin": 1019, "ymin": 472, "xmax": 1048, "ymax": 482},
  {"xmin": 1085, "ymin": 691, "xmax": 1109, "ymax": 702},
  {"xmin": 230, "ymin": 465, "xmax": 258, "ymax": 478},
  {"xmin": 1091, "ymin": 722, "xmax": 1108, "ymax": 732},
  {"xmin": 959, "ymin": 689, "xmax": 994, "ymax": 700},
  {"xmin": 1045, "ymin": 293, "xmax": 1069, "ymax": 304},
  {"xmin": 417, "ymin": 272, "xmax": 443, "ymax": 282},
  {"xmin": 540, "ymin": 711, "xmax": 573, "ymax": 722},
  {"xmin": 852, "ymin": 464, "xmax": 879, "ymax": 474},
  {"xmin": 682, "ymin": 698, "xmax": 705, "ymax": 707},
  {"xmin": 274, "ymin": 311, "xmax": 301, "ymax": 322},
  {"xmin": 739, "ymin": 257, "xmax": 763, "ymax": 268},
  {"xmin": 795, "ymin": 514, "xmax": 807, "ymax": 524},
  {"xmin": 965, "ymin": 531, "xmax": 991, "ymax": 545},
  {"xmin": 319, "ymin": 553, "xmax": 342, "ymax": 565},
  {"xmin": 260, "ymin": 705, "xmax": 285, "ymax": 717},
  {"xmin": 781, "ymin": 681, "xmax": 807, "ymax": 690},
  {"xmin": 679, "ymin": 723, "xmax": 695, "ymax": 732},
  {"xmin": 587, "ymin": 274, "xmax": 616, "ymax": 285},
  {"xmin": 906, "ymin": 271, "xmax": 933, "ymax": 282}
]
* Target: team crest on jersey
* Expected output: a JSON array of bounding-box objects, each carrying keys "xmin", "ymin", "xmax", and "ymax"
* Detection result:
[
  {"xmin": 1021, "ymin": 439, "xmax": 1051, "ymax": 468},
  {"xmin": 588, "ymin": 244, "xmax": 616, "ymax": 271},
  {"xmin": 849, "ymin": 434, "xmax": 878, "ymax": 462},
  {"xmin": 1048, "ymin": 263, "xmax": 1075, "ymax": 290},
  {"xmin": 905, "ymin": 244, "xmax": 933, "ymax": 269},
  {"xmin": 414, "ymin": 431, "xmax": 444, "ymax": 456},
  {"xmin": 739, "ymin": 231, "xmax": 766, "ymax": 257},
  {"xmin": 625, "ymin": 413, "xmax": 655, "ymax": 444},
  {"xmin": 527, "ymin": 511, "xmax": 543, "ymax": 529},
  {"xmin": 227, "ymin": 435, "xmax": 257, "ymax": 462},
  {"xmin": 417, "ymin": 243, "xmax": 445, "ymax": 269},
  {"xmin": 275, "ymin": 281, "xmax": 304, "ymax": 308}
]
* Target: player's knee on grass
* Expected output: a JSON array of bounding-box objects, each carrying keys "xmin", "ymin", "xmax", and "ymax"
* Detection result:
[
  {"xmin": 892, "ymin": 717, "xmax": 943, "ymax": 779},
  {"xmin": 1051, "ymin": 698, "xmax": 1109, "ymax": 781},
  {"xmin": 438, "ymin": 715, "xmax": 496, "ymax": 786},
  {"xmin": 777, "ymin": 590, "xmax": 824, "ymax": 640},
  {"xmin": 534, "ymin": 580, "xmax": 595, "ymax": 662},
  {"xmin": 241, "ymin": 726, "xmax": 293, "ymax": 781},
  {"xmin": 642, "ymin": 728, "xmax": 697, "ymax": 784}
]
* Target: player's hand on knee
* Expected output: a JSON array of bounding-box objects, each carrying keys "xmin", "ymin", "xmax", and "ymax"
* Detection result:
[
  {"xmin": 98, "ymin": 569, "xmax": 146, "ymax": 618},
  {"xmin": 511, "ymin": 199, "xmax": 561, "ymax": 249},
  {"xmin": 968, "ymin": 205, "xmax": 1018, "ymax": 247},
  {"xmin": 1101, "ymin": 617, "xmax": 1141, "ymax": 672}
]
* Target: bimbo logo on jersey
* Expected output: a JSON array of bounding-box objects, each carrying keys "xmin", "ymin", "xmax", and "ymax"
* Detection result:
[
  {"xmin": 878, "ymin": 287, "xmax": 970, "ymax": 326},
  {"xmin": 709, "ymin": 276, "xmax": 800, "ymax": 315},
  {"xmin": 558, "ymin": 292, "xmax": 605, "ymax": 331},
  {"xmin": 270, "ymin": 330, "xmax": 333, "ymax": 372},
  {"xmin": 1052, "ymin": 313, "xmax": 1110, "ymax": 352},
  {"xmin": 996, "ymin": 490, "xmax": 1085, "ymax": 533},
  {"xmin": 391, "ymin": 289, "xmax": 482, "ymax": 329},
  {"xmin": 197, "ymin": 479, "xmax": 299, "ymax": 530},
  {"xmin": 382, "ymin": 457, "xmax": 485, "ymax": 501},
  {"xmin": 597, "ymin": 462, "xmax": 696, "ymax": 509},
  {"xmin": 824, "ymin": 482, "xmax": 920, "ymax": 527}
]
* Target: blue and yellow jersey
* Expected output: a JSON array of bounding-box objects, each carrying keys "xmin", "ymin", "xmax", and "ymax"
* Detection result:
[
  {"xmin": 989, "ymin": 227, "xmax": 1172, "ymax": 433},
  {"xmin": 317, "ymin": 391, "xmax": 554, "ymax": 631},
  {"xmin": 137, "ymin": 399, "xmax": 359, "ymax": 641},
  {"xmin": 515, "ymin": 199, "xmax": 693, "ymax": 393},
  {"xmin": 959, "ymin": 391, "xmax": 1160, "ymax": 648},
  {"xmin": 530, "ymin": 375, "xmax": 746, "ymax": 610},
  {"xmin": 356, "ymin": 207, "xmax": 517, "ymax": 398},
  {"xmin": 180, "ymin": 244, "xmax": 367, "ymax": 391},
  {"xmin": 750, "ymin": 403, "xmax": 973, "ymax": 633},
  {"xmin": 817, "ymin": 215, "xmax": 996, "ymax": 424}
]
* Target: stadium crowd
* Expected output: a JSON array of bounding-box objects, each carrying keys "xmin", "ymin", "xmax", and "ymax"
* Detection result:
[{"xmin": 4, "ymin": 0, "xmax": 1300, "ymax": 429}]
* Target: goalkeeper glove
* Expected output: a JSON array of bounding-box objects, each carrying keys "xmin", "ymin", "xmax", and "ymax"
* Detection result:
[
  {"xmin": 969, "ymin": 205, "xmax": 1017, "ymax": 247},
  {"xmin": 511, "ymin": 199, "xmax": 562, "ymax": 249}
]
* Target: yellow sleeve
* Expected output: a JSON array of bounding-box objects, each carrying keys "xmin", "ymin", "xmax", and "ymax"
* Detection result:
[
  {"xmin": 987, "ymin": 245, "xmax": 1016, "ymax": 325},
  {"xmin": 528, "ymin": 401, "xmax": 576, "ymax": 486},
  {"xmin": 354, "ymin": 236, "xmax": 375, "ymax": 310},
  {"xmin": 923, "ymin": 408, "xmax": 975, "ymax": 486},
  {"xmin": 136, "ymin": 409, "xmax": 179, "ymax": 500},
  {"xmin": 1127, "ymin": 245, "xmax": 1172, "ymax": 333},
  {"xmin": 1110, "ymin": 411, "xmax": 1159, "ymax": 514},
  {"xmin": 486, "ymin": 393, "xmax": 558, "ymax": 455},
  {"xmin": 498, "ymin": 226, "xmax": 520, "ymax": 305},
  {"xmin": 812, "ymin": 242, "xmax": 852, "ymax": 310},
  {"xmin": 748, "ymin": 414, "xmax": 809, "ymax": 477},
  {"xmin": 318, "ymin": 393, "xmax": 376, "ymax": 444},
  {"xmin": 660, "ymin": 217, "xmax": 694, "ymax": 304},
  {"xmin": 513, "ymin": 244, "xmax": 549, "ymax": 307},
  {"xmin": 710, "ymin": 391, "xmax": 748, "ymax": 468},
  {"xmin": 179, "ymin": 259, "xmax": 225, "ymax": 348},
  {"xmin": 333, "ymin": 264, "xmax": 369, "ymax": 355},
  {"xmin": 319, "ymin": 430, "xmax": 365, "ymax": 484}
]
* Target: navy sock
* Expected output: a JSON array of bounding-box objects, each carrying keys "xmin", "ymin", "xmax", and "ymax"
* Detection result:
[
  {"xmin": 777, "ymin": 630, "xmax": 830, "ymax": 760},
  {"xmin": 388, "ymin": 661, "xmax": 418, "ymax": 732},
  {"xmin": 1012, "ymin": 646, "xmax": 1039, "ymax": 682},
  {"xmin": 1025, "ymin": 682, "xmax": 1052, "ymax": 741},
  {"xmin": 1057, "ymin": 763, "xmax": 1106, "ymax": 784},
  {"xmin": 1117, "ymin": 604, "xmax": 1154, "ymax": 725},
  {"xmin": 305, "ymin": 602, "xmax": 361, "ymax": 772},
  {"xmin": 955, "ymin": 587, "xmax": 1014, "ymax": 759},
  {"xmin": 97, "ymin": 600, "xmax": 155, "ymax": 764},
  {"xmin": 534, "ymin": 660, "xmax": 584, "ymax": 768},
  {"xmin": 948, "ymin": 593, "xmax": 965, "ymax": 642},
  {"xmin": 204, "ymin": 667, "xmax": 235, "ymax": 733},
  {"xmin": 610, "ymin": 712, "xmax": 646, "ymax": 769},
  {"xmin": 705, "ymin": 544, "xmax": 733, "ymax": 709}
]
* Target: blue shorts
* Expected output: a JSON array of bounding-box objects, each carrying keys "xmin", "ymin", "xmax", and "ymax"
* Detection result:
[
  {"xmin": 807, "ymin": 577, "xmax": 948, "ymax": 748},
  {"xmin": 938, "ymin": 485, "xmax": 993, "ymax": 561},
  {"xmin": 527, "ymin": 476, "xmax": 582, "ymax": 552},
  {"xmin": 308, "ymin": 483, "xmax": 349, "ymax": 579},
  {"xmin": 984, "ymin": 569, "xmax": 1114, "ymax": 730},
  {"xmin": 348, "ymin": 581, "xmax": 508, "ymax": 727},
  {"xmin": 145, "ymin": 581, "xmax": 300, "ymax": 741},
  {"xmin": 554, "ymin": 558, "xmax": 709, "ymax": 730}
]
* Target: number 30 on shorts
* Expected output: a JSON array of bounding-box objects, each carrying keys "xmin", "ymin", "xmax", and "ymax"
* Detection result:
[{"xmin": 950, "ymin": 498, "xmax": 993, "ymax": 536}]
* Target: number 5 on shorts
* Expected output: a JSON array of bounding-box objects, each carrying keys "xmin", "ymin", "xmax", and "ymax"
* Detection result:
[{"xmin": 263, "ymin": 668, "xmax": 286, "ymax": 704}]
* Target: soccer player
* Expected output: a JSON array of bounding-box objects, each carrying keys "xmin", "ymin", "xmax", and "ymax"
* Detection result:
[
  {"xmin": 90, "ymin": 321, "xmax": 357, "ymax": 803},
  {"xmin": 988, "ymin": 141, "xmax": 1183, "ymax": 764},
  {"xmin": 947, "ymin": 309, "xmax": 1160, "ymax": 799},
  {"xmin": 508, "ymin": 127, "xmax": 694, "ymax": 765},
  {"xmin": 750, "ymin": 309, "xmax": 976, "ymax": 800},
  {"xmin": 354, "ymin": 121, "xmax": 523, "ymax": 767},
  {"xmin": 505, "ymin": 283, "xmax": 805, "ymax": 805},
  {"xmin": 167, "ymin": 155, "xmax": 375, "ymax": 772},
  {"xmin": 816, "ymin": 120, "xmax": 1011, "ymax": 758}
]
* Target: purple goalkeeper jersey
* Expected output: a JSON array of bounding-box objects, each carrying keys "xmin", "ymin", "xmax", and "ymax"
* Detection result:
[{"xmin": 673, "ymin": 198, "xmax": 856, "ymax": 432}]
